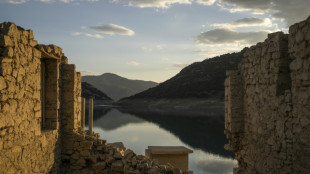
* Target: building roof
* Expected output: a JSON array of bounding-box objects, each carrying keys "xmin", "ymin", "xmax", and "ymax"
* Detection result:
[{"xmin": 147, "ymin": 146, "xmax": 193, "ymax": 155}]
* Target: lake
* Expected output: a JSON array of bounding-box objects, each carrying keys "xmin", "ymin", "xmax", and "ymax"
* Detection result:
[{"xmin": 89, "ymin": 107, "xmax": 237, "ymax": 174}]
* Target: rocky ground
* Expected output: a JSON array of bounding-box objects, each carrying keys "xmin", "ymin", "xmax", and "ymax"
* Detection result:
[{"xmin": 61, "ymin": 130, "xmax": 188, "ymax": 174}]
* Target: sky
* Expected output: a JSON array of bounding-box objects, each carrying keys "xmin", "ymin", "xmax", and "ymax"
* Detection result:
[{"xmin": 0, "ymin": 0, "xmax": 309, "ymax": 82}]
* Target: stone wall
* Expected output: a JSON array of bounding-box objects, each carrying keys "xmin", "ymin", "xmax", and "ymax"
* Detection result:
[
  {"xmin": 225, "ymin": 16, "xmax": 310, "ymax": 173},
  {"xmin": 0, "ymin": 22, "xmax": 62, "ymax": 173},
  {"xmin": 0, "ymin": 22, "xmax": 186, "ymax": 174}
]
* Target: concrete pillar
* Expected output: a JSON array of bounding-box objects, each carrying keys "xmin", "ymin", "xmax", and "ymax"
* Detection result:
[
  {"xmin": 88, "ymin": 97, "xmax": 93, "ymax": 135},
  {"xmin": 81, "ymin": 97, "xmax": 85, "ymax": 131}
]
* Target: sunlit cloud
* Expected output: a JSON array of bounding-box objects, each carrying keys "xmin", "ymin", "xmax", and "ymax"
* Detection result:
[
  {"xmin": 196, "ymin": 0, "xmax": 216, "ymax": 6},
  {"xmin": 128, "ymin": 136, "xmax": 139, "ymax": 142},
  {"xmin": 89, "ymin": 24, "xmax": 135, "ymax": 36},
  {"xmin": 71, "ymin": 32, "xmax": 82, "ymax": 36},
  {"xmin": 195, "ymin": 28, "xmax": 268, "ymax": 46},
  {"xmin": 3, "ymin": 0, "xmax": 98, "ymax": 3},
  {"xmin": 141, "ymin": 46, "xmax": 153, "ymax": 52},
  {"xmin": 79, "ymin": 70, "xmax": 100, "ymax": 76},
  {"xmin": 85, "ymin": 33, "xmax": 104, "ymax": 39},
  {"xmin": 71, "ymin": 32, "xmax": 104, "ymax": 39},
  {"xmin": 156, "ymin": 44, "xmax": 165, "ymax": 50},
  {"xmin": 195, "ymin": 47, "xmax": 241, "ymax": 58},
  {"xmin": 112, "ymin": 0, "xmax": 192, "ymax": 8},
  {"xmin": 128, "ymin": 61, "xmax": 140, "ymax": 66},
  {"xmin": 195, "ymin": 155, "xmax": 237, "ymax": 174},
  {"xmin": 2, "ymin": 0, "xmax": 28, "ymax": 4},
  {"xmin": 211, "ymin": 17, "xmax": 273, "ymax": 28},
  {"xmin": 172, "ymin": 63, "xmax": 189, "ymax": 69}
]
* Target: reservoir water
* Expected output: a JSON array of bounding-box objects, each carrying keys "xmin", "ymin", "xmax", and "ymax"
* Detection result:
[{"xmin": 90, "ymin": 107, "xmax": 237, "ymax": 174}]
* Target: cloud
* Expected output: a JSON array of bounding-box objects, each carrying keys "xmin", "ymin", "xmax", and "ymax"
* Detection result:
[
  {"xmin": 211, "ymin": 17, "xmax": 273, "ymax": 28},
  {"xmin": 156, "ymin": 44, "xmax": 165, "ymax": 50},
  {"xmin": 71, "ymin": 32, "xmax": 104, "ymax": 39},
  {"xmin": 195, "ymin": 157, "xmax": 237, "ymax": 174},
  {"xmin": 72, "ymin": 32, "xmax": 82, "ymax": 36},
  {"xmin": 172, "ymin": 63, "xmax": 188, "ymax": 69},
  {"xmin": 89, "ymin": 24, "xmax": 135, "ymax": 36},
  {"xmin": 3, "ymin": 0, "xmax": 97, "ymax": 4},
  {"xmin": 196, "ymin": 0, "xmax": 216, "ymax": 6},
  {"xmin": 84, "ymin": 33, "xmax": 104, "ymax": 39},
  {"xmin": 195, "ymin": 48, "xmax": 240, "ymax": 58},
  {"xmin": 202, "ymin": 0, "xmax": 310, "ymax": 26},
  {"xmin": 111, "ymin": 0, "xmax": 191, "ymax": 8},
  {"xmin": 2, "ymin": 0, "xmax": 28, "ymax": 4},
  {"xmin": 196, "ymin": 28, "xmax": 268, "ymax": 46},
  {"xmin": 79, "ymin": 70, "xmax": 100, "ymax": 76},
  {"xmin": 141, "ymin": 46, "xmax": 153, "ymax": 52},
  {"xmin": 128, "ymin": 61, "xmax": 140, "ymax": 66}
]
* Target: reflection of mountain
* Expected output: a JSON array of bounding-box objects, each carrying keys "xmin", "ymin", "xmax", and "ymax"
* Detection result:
[
  {"xmin": 118, "ymin": 108, "xmax": 234, "ymax": 158},
  {"xmin": 91, "ymin": 109, "xmax": 144, "ymax": 131}
]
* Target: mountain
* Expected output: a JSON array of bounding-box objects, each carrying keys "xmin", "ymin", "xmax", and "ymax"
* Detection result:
[
  {"xmin": 82, "ymin": 82, "xmax": 112, "ymax": 100},
  {"xmin": 82, "ymin": 73, "xmax": 158, "ymax": 101},
  {"xmin": 119, "ymin": 48, "xmax": 246, "ymax": 106}
]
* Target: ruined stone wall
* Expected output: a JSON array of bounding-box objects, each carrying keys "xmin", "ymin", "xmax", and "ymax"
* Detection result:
[
  {"xmin": 0, "ymin": 23, "xmax": 61, "ymax": 173},
  {"xmin": 61, "ymin": 64, "xmax": 81, "ymax": 134},
  {"xmin": 225, "ymin": 16, "xmax": 310, "ymax": 173},
  {"xmin": 0, "ymin": 22, "xmax": 189, "ymax": 174}
]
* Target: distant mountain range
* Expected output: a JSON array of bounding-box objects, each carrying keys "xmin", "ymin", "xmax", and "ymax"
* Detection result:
[
  {"xmin": 120, "ymin": 48, "xmax": 246, "ymax": 105},
  {"xmin": 82, "ymin": 73, "xmax": 158, "ymax": 101}
]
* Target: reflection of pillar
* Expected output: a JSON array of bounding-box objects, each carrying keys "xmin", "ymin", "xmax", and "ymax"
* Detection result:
[
  {"xmin": 81, "ymin": 98, "xmax": 85, "ymax": 131},
  {"xmin": 88, "ymin": 97, "xmax": 93, "ymax": 135}
]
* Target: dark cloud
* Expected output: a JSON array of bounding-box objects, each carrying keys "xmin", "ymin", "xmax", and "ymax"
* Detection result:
[
  {"xmin": 211, "ymin": 17, "xmax": 271, "ymax": 28},
  {"xmin": 217, "ymin": 0, "xmax": 310, "ymax": 26},
  {"xmin": 196, "ymin": 28, "xmax": 268, "ymax": 46},
  {"xmin": 230, "ymin": 18, "xmax": 264, "ymax": 25}
]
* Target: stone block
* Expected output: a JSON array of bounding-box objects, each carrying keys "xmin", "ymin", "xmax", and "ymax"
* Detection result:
[
  {"xmin": 29, "ymin": 40, "xmax": 37, "ymax": 47},
  {"xmin": 92, "ymin": 161, "xmax": 106, "ymax": 171},
  {"xmin": 0, "ymin": 76, "xmax": 7, "ymax": 90},
  {"xmin": 111, "ymin": 160, "xmax": 124, "ymax": 172},
  {"xmin": 0, "ymin": 35, "xmax": 13, "ymax": 47},
  {"xmin": 80, "ymin": 150, "xmax": 90, "ymax": 157}
]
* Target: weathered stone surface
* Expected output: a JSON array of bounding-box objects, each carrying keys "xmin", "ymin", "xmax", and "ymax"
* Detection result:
[
  {"xmin": 111, "ymin": 160, "xmax": 124, "ymax": 172},
  {"xmin": 225, "ymin": 16, "xmax": 310, "ymax": 174},
  {"xmin": 0, "ymin": 35, "xmax": 13, "ymax": 46},
  {"xmin": 0, "ymin": 76, "xmax": 6, "ymax": 90}
]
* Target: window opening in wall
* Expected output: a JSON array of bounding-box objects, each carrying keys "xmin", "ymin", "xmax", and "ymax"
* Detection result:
[{"xmin": 41, "ymin": 58, "xmax": 58, "ymax": 130}]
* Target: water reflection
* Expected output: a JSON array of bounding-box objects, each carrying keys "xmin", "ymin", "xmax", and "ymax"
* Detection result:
[{"xmin": 91, "ymin": 108, "xmax": 237, "ymax": 174}]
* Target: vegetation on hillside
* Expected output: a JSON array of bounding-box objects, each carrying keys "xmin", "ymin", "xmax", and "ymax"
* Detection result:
[{"xmin": 121, "ymin": 48, "xmax": 247, "ymax": 101}]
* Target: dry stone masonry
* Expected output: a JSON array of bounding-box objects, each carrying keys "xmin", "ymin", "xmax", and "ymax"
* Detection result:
[
  {"xmin": 225, "ymin": 16, "xmax": 310, "ymax": 173},
  {"xmin": 0, "ymin": 22, "xmax": 186, "ymax": 174}
]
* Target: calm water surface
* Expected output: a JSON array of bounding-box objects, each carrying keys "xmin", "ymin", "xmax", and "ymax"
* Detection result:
[{"xmin": 91, "ymin": 108, "xmax": 237, "ymax": 174}]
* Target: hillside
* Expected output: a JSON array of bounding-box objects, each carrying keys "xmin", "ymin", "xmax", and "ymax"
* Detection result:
[
  {"xmin": 82, "ymin": 82, "xmax": 112, "ymax": 100},
  {"xmin": 82, "ymin": 73, "xmax": 158, "ymax": 101},
  {"xmin": 120, "ymin": 48, "xmax": 246, "ymax": 104}
]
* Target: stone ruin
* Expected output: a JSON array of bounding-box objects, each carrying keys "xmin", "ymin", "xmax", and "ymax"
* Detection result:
[
  {"xmin": 224, "ymin": 16, "xmax": 310, "ymax": 173},
  {"xmin": 0, "ymin": 22, "xmax": 185, "ymax": 174}
]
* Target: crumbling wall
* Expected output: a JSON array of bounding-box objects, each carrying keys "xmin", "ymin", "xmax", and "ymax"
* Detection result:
[
  {"xmin": 0, "ymin": 22, "xmax": 61, "ymax": 173},
  {"xmin": 225, "ymin": 16, "xmax": 310, "ymax": 173},
  {"xmin": 0, "ymin": 22, "xmax": 188, "ymax": 174},
  {"xmin": 288, "ymin": 17, "xmax": 310, "ymax": 173}
]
